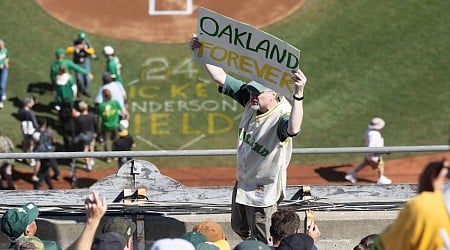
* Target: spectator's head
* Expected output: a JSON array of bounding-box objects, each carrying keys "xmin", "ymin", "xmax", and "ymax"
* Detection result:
[
  {"xmin": 0, "ymin": 39, "xmax": 4, "ymax": 48},
  {"xmin": 78, "ymin": 101, "xmax": 89, "ymax": 112},
  {"xmin": 22, "ymin": 97, "xmax": 34, "ymax": 108},
  {"xmin": 103, "ymin": 46, "xmax": 114, "ymax": 56},
  {"xmin": 150, "ymin": 238, "xmax": 195, "ymax": 250},
  {"xmin": 270, "ymin": 208, "xmax": 300, "ymax": 245},
  {"xmin": 14, "ymin": 235, "xmax": 44, "ymax": 250},
  {"xmin": 233, "ymin": 240, "xmax": 270, "ymax": 250},
  {"xmin": 277, "ymin": 233, "xmax": 314, "ymax": 250},
  {"xmin": 102, "ymin": 72, "xmax": 113, "ymax": 84},
  {"xmin": 37, "ymin": 117, "xmax": 47, "ymax": 129},
  {"xmin": 92, "ymin": 232, "xmax": 128, "ymax": 250},
  {"xmin": 193, "ymin": 221, "xmax": 231, "ymax": 250},
  {"xmin": 353, "ymin": 234, "xmax": 378, "ymax": 250},
  {"xmin": 244, "ymin": 81, "xmax": 279, "ymax": 112},
  {"xmin": 54, "ymin": 48, "xmax": 65, "ymax": 59},
  {"xmin": 418, "ymin": 159, "xmax": 449, "ymax": 193},
  {"xmin": 92, "ymin": 217, "xmax": 136, "ymax": 250},
  {"xmin": 181, "ymin": 231, "xmax": 207, "ymax": 248},
  {"xmin": 1, "ymin": 203, "xmax": 39, "ymax": 239},
  {"xmin": 102, "ymin": 217, "xmax": 136, "ymax": 240},
  {"xmin": 193, "ymin": 221, "xmax": 226, "ymax": 242},
  {"xmin": 368, "ymin": 117, "xmax": 385, "ymax": 130}
]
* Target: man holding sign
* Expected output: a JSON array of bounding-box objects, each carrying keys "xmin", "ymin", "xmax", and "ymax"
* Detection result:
[{"xmin": 190, "ymin": 8, "xmax": 308, "ymax": 244}]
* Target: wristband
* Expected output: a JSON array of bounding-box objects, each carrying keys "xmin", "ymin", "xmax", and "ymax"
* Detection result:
[{"xmin": 293, "ymin": 94, "xmax": 304, "ymax": 101}]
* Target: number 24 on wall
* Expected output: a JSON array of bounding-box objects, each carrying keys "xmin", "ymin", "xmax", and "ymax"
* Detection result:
[{"xmin": 140, "ymin": 57, "xmax": 199, "ymax": 81}]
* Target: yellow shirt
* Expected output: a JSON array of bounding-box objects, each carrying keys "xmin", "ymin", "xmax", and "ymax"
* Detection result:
[{"xmin": 376, "ymin": 191, "xmax": 450, "ymax": 250}]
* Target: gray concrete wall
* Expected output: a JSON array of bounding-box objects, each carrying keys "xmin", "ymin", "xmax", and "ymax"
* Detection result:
[{"xmin": 0, "ymin": 210, "xmax": 400, "ymax": 250}]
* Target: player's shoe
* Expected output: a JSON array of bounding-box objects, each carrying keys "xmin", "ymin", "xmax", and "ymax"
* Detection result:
[
  {"xmin": 345, "ymin": 172, "xmax": 357, "ymax": 184},
  {"xmin": 377, "ymin": 175, "xmax": 392, "ymax": 185}
]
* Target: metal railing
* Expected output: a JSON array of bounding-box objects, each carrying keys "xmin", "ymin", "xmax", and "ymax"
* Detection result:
[{"xmin": 0, "ymin": 145, "xmax": 448, "ymax": 160}]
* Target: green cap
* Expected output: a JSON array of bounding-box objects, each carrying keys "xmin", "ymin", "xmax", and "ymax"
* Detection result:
[
  {"xmin": 245, "ymin": 81, "xmax": 270, "ymax": 93},
  {"xmin": 55, "ymin": 48, "xmax": 65, "ymax": 57},
  {"xmin": 15, "ymin": 236, "xmax": 44, "ymax": 250},
  {"xmin": 78, "ymin": 32, "xmax": 86, "ymax": 39},
  {"xmin": 197, "ymin": 242, "xmax": 220, "ymax": 250},
  {"xmin": 234, "ymin": 240, "xmax": 270, "ymax": 250},
  {"xmin": 102, "ymin": 217, "xmax": 136, "ymax": 239},
  {"xmin": 181, "ymin": 231, "xmax": 207, "ymax": 247},
  {"xmin": 1, "ymin": 202, "xmax": 39, "ymax": 238}
]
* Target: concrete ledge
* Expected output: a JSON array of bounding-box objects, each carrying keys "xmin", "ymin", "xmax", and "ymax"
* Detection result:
[
  {"xmin": 0, "ymin": 161, "xmax": 414, "ymax": 249},
  {"xmin": 1, "ymin": 210, "xmax": 401, "ymax": 250}
]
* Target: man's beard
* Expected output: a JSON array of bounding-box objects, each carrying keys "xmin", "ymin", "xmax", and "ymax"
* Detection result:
[{"xmin": 250, "ymin": 104, "xmax": 260, "ymax": 111}]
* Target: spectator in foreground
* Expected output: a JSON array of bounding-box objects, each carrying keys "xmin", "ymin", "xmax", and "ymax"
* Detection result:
[
  {"xmin": 233, "ymin": 240, "xmax": 270, "ymax": 250},
  {"xmin": 1, "ymin": 202, "xmax": 61, "ymax": 249},
  {"xmin": 150, "ymin": 238, "xmax": 195, "ymax": 250},
  {"xmin": 373, "ymin": 187, "xmax": 450, "ymax": 249},
  {"xmin": 353, "ymin": 234, "xmax": 378, "ymax": 250},
  {"xmin": 193, "ymin": 221, "xmax": 231, "ymax": 250},
  {"xmin": 418, "ymin": 159, "xmax": 449, "ymax": 193},
  {"xmin": 75, "ymin": 191, "xmax": 107, "ymax": 250},
  {"xmin": 270, "ymin": 208, "xmax": 320, "ymax": 250},
  {"xmin": 190, "ymin": 34, "xmax": 308, "ymax": 245}
]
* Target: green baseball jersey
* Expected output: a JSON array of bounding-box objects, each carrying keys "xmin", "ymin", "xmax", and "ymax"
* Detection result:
[
  {"xmin": 98, "ymin": 99, "xmax": 122, "ymax": 131},
  {"xmin": 54, "ymin": 73, "xmax": 76, "ymax": 104},
  {"xmin": 0, "ymin": 47, "xmax": 9, "ymax": 67},
  {"xmin": 50, "ymin": 59, "xmax": 88, "ymax": 84},
  {"xmin": 106, "ymin": 55, "xmax": 122, "ymax": 83}
]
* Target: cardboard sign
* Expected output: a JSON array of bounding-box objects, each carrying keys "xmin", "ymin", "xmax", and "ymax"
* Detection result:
[{"xmin": 194, "ymin": 7, "xmax": 300, "ymax": 99}]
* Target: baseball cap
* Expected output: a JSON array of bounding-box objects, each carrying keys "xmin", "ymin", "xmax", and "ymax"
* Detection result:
[
  {"xmin": 181, "ymin": 231, "xmax": 207, "ymax": 247},
  {"xmin": 118, "ymin": 129, "xmax": 129, "ymax": 137},
  {"xmin": 244, "ymin": 81, "xmax": 270, "ymax": 94},
  {"xmin": 233, "ymin": 240, "xmax": 270, "ymax": 250},
  {"xmin": 102, "ymin": 72, "xmax": 113, "ymax": 83},
  {"xmin": 77, "ymin": 32, "xmax": 86, "ymax": 39},
  {"xmin": 197, "ymin": 242, "xmax": 220, "ymax": 250},
  {"xmin": 277, "ymin": 233, "xmax": 314, "ymax": 250},
  {"xmin": 368, "ymin": 117, "xmax": 385, "ymax": 130},
  {"xmin": 193, "ymin": 221, "xmax": 226, "ymax": 242},
  {"xmin": 214, "ymin": 239, "xmax": 231, "ymax": 250},
  {"xmin": 92, "ymin": 232, "xmax": 127, "ymax": 250},
  {"xmin": 103, "ymin": 46, "xmax": 114, "ymax": 55},
  {"xmin": 1, "ymin": 202, "xmax": 39, "ymax": 238},
  {"xmin": 15, "ymin": 235, "xmax": 44, "ymax": 250},
  {"xmin": 102, "ymin": 217, "xmax": 136, "ymax": 239},
  {"xmin": 55, "ymin": 48, "xmax": 65, "ymax": 57},
  {"xmin": 150, "ymin": 238, "xmax": 195, "ymax": 250}
]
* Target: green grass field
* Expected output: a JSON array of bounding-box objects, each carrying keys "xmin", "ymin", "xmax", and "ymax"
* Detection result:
[{"xmin": 0, "ymin": 0, "xmax": 448, "ymax": 169}]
